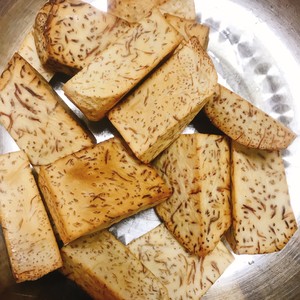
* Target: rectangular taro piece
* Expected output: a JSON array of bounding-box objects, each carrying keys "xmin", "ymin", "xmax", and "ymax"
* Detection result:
[
  {"xmin": 109, "ymin": 37, "xmax": 219, "ymax": 163},
  {"xmin": 60, "ymin": 230, "xmax": 169, "ymax": 300},
  {"xmin": 128, "ymin": 224, "xmax": 234, "ymax": 300},
  {"xmin": 33, "ymin": 0, "xmax": 130, "ymax": 75},
  {"xmin": 63, "ymin": 8, "xmax": 183, "ymax": 121},
  {"xmin": 227, "ymin": 141, "xmax": 298, "ymax": 254},
  {"xmin": 154, "ymin": 133, "xmax": 231, "ymax": 256},
  {"xmin": 0, "ymin": 53, "xmax": 94, "ymax": 167},
  {"xmin": 204, "ymin": 85, "xmax": 296, "ymax": 150},
  {"xmin": 0, "ymin": 151, "xmax": 62, "ymax": 282},
  {"xmin": 38, "ymin": 137, "xmax": 172, "ymax": 244}
]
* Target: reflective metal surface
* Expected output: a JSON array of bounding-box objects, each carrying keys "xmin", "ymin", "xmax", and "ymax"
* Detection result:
[{"xmin": 0, "ymin": 0, "xmax": 300, "ymax": 299}]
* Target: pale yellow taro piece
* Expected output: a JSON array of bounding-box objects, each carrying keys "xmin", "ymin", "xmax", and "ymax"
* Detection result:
[
  {"xmin": 107, "ymin": 0, "xmax": 163, "ymax": 23},
  {"xmin": 63, "ymin": 9, "xmax": 182, "ymax": 121},
  {"xmin": 154, "ymin": 133, "xmax": 231, "ymax": 256},
  {"xmin": 0, "ymin": 151, "xmax": 62, "ymax": 283},
  {"xmin": 38, "ymin": 138, "xmax": 172, "ymax": 244},
  {"xmin": 204, "ymin": 85, "xmax": 296, "ymax": 150},
  {"xmin": 18, "ymin": 31, "xmax": 54, "ymax": 81},
  {"xmin": 164, "ymin": 13, "xmax": 209, "ymax": 50},
  {"xmin": 159, "ymin": 0, "xmax": 196, "ymax": 20},
  {"xmin": 128, "ymin": 224, "xmax": 234, "ymax": 300},
  {"xmin": 227, "ymin": 141, "xmax": 298, "ymax": 254},
  {"xmin": 109, "ymin": 37, "xmax": 219, "ymax": 163},
  {"xmin": 34, "ymin": 0, "xmax": 130, "ymax": 75},
  {"xmin": 0, "ymin": 53, "xmax": 94, "ymax": 167},
  {"xmin": 60, "ymin": 230, "xmax": 169, "ymax": 300}
]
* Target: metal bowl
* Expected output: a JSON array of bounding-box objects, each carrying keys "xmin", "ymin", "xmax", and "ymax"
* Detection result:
[{"xmin": 0, "ymin": 0, "xmax": 300, "ymax": 299}]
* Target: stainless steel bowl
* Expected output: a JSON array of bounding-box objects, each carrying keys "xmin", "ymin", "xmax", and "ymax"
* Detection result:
[{"xmin": 0, "ymin": 0, "xmax": 300, "ymax": 299}]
